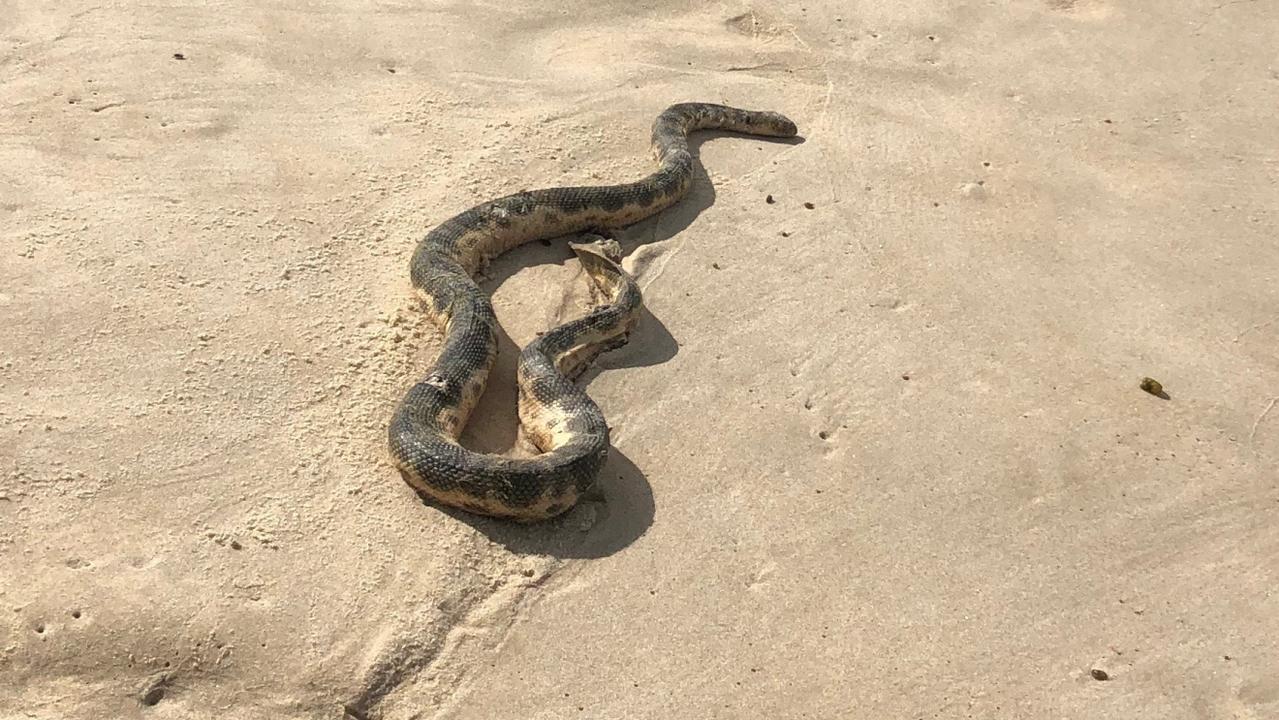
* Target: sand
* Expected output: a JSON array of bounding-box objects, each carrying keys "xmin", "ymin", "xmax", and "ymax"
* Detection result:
[{"xmin": 2, "ymin": 0, "xmax": 1277, "ymax": 717}]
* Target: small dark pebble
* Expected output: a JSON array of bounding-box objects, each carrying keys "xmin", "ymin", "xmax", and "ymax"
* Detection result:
[
  {"xmin": 386, "ymin": 67, "xmax": 396, "ymax": 74},
  {"xmin": 172, "ymin": 53, "xmax": 186, "ymax": 60},
  {"xmin": 1139, "ymin": 377, "xmax": 1163, "ymax": 396},
  {"xmin": 803, "ymin": 201, "xmax": 815, "ymax": 209},
  {"xmin": 229, "ymin": 539, "xmax": 242, "ymax": 550},
  {"xmin": 1090, "ymin": 668, "xmax": 1110, "ymax": 681},
  {"xmin": 780, "ymin": 231, "xmax": 791, "ymax": 237},
  {"xmin": 711, "ymin": 262, "xmax": 721, "ymax": 270},
  {"xmin": 140, "ymin": 680, "xmax": 167, "ymax": 706},
  {"xmin": 901, "ymin": 374, "xmax": 910, "ymax": 380},
  {"xmin": 765, "ymin": 194, "xmax": 775, "ymax": 204}
]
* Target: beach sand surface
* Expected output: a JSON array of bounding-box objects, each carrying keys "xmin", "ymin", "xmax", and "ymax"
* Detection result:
[{"xmin": 2, "ymin": 0, "xmax": 1277, "ymax": 717}]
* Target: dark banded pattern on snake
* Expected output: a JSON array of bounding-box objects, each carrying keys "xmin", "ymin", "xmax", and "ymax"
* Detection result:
[{"xmin": 388, "ymin": 102, "xmax": 798, "ymax": 521}]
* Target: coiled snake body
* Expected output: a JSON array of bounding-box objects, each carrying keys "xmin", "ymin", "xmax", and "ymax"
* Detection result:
[{"xmin": 389, "ymin": 103, "xmax": 797, "ymax": 521}]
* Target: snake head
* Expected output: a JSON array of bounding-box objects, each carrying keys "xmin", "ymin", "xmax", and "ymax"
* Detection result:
[{"xmin": 570, "ymin": 236, "xmax": 624, "ymax": 263}]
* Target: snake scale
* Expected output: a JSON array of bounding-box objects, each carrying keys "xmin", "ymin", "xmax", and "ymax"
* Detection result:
[{"xmin": 389, "ymin": 102, "xmax": 797, "ymax": 521}]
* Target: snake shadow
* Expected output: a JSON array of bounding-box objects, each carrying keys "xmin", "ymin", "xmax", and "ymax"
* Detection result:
[
  {"xmin": 417, "ymin": 130, "xmax": 803, "ymax": 557},
  {"xmin": 614, "ymin": 130, "xmax": 804, "ymax": 255}
]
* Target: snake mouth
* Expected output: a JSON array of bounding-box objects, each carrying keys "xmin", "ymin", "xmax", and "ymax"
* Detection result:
[{"xmin": 569, "ymin": 236, "xmax": 625, "ymax": 263}]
